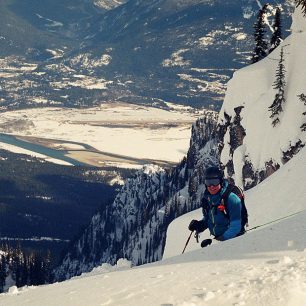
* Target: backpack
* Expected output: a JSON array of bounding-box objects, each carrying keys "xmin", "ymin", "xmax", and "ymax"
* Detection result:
[{"xmin": 221, "ymin": 184, "xmax": 249, "ymax": 231}]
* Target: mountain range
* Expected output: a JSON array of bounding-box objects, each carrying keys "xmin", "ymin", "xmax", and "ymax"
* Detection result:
[{"xmin": 0, "ymin": 0, "xmax": 294, "ymax": 111}]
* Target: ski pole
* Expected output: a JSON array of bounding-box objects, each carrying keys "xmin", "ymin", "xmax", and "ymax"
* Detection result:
[
  {"xmin": 182, "ymin": 231, "xmax": 193, "ymax": 254},
  {"xmin": 246, "ymin": 210, "xmax": 305, "ymax": 232}
]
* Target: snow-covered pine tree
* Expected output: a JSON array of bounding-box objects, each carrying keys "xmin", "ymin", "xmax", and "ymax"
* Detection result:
[
  {"xmin": 270, "ymin": 7, "xmax": 282, "ymax": 53},
  {"xmin": 298, "ymin": 93, "xmax": 306, "ymax": 131},
  {"xmin": 295, "ymin": 0, "xmax": 306, "ymax": 16},
  {"xmin": 252, "ymin": 4, "xmax": 269, "ymax": 63},
  {"xmin": 268, "ymin": 46, "xmax": 286, "ymax": 126}
]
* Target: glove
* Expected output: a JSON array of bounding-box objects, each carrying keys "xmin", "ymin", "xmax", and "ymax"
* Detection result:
[
  {"xmin": 188, "ymin": 220, "xmax": 205, "ymax": 232},
  {"xmin": 188, "ymin": 219, "xmax": 200, "ymax": 231}
]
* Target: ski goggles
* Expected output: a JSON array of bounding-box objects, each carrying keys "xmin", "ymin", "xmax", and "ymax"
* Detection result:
[{"xmin": 205, "ymin": 178, "xmax": 221, "ymax": 186}]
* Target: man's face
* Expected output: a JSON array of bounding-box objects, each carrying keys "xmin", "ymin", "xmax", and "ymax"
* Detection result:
[{"xmin": 207, "ymin": 184, "xmax": 221, "ymax": 195}]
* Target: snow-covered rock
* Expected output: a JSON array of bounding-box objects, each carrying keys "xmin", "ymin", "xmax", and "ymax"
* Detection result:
[{"xmin": 218, "ymin": 6, "xmax": 306, "ymax": 189}]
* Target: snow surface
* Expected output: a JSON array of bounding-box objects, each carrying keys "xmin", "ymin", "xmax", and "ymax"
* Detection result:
[
  {"xmin": 219, "ymin": 6, "xmax": 306, "ymax": 173},
  {"xmin": 0, "ymin": 140, "xmax": 305, "ymax": 306}
]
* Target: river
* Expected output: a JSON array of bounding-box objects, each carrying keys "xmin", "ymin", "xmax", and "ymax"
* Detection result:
[{"xmin": 0, "ymin": 133, "xmax": 90, "ymax": 166}]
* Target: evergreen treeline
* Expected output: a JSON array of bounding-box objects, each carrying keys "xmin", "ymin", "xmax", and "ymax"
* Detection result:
[
  {"xmin": 252, "ymin": 4, "xmax": 269, "ymax": 63},
  {"xmin": 0, "ymin": 243, "xmax": 52, "ymax": 293},
  {"xmin": 255, "ymin": 0, "xmax": 306, "ymax": 63},
  {"xmin": 0, "ymin": 149, "xmax": 136, "ymax": 286},
  {"xmin": 270, "ymin": 7, "xmax": 282, "ymax": 53},
  {"xmin": 252, "ymin": 4, "xmax": 283, "ymax": 63}
]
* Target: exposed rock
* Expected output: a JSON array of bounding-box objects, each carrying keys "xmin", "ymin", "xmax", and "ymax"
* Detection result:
[
  {"xmin": 217, "ymin": 111, "xmax": 231, "ymax": 154},
  {"xmin": 282, "ymin": 140, "xmax": 305, "ymax": 163},
  {"xmin": 242, "ymin": 159, "xmax": 257, "ymax": 190},
  {"xmin": 218, "ymin": 106, "xmax": 247, "ymax": 185},
  {"xmin": 229, "ymin": 106, "xmax": 246, "ymax": 155},
  {"xmin": 262, "ymin": 160, "xmax": 280, "ymax": 180}
]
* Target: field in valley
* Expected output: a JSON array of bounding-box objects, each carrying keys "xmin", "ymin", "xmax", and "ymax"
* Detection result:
[{"xmin": 0, "ymin": 102, "xmax": 204, "ymax": 168}]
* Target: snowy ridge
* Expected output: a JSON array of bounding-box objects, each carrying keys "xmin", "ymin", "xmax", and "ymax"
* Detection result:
[{"xmin": 218, "ymin": 6, "xmax": 306, "ymax": 188}]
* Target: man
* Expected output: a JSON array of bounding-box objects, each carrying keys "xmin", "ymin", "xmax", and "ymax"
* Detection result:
[{"xmin": 188, "ymin": 166, "xmax": 243, "ymax": 243}]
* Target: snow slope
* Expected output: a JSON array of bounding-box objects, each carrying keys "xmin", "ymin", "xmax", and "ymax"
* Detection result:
[
  {"xmin": 164, "ymin": 144, "xmax": 306, "ymax": 258},
  {"xmin": 219, "ymin": 6, "xmax": 306, "ymax": 186},
  {"xmin": 0, "ymin": 146, "xmax": 305, "ymax": 306}
]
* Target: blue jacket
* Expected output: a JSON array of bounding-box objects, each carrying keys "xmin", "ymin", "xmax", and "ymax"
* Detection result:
[{"xmin": 201, "ymin": 180, "xmax": 242, "ymax": 241}]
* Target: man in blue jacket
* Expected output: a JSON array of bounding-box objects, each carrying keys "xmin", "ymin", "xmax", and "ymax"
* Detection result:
[{"xmin": 188, "ymin": 166, "xmax": 243, "ymax": 244}]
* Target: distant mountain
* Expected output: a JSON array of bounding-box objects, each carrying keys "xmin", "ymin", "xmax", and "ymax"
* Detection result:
[
  {"xmin": 0, "ymin": 0, "xmax": 101, "ymax": 57},
  {"xmin": 0, "ymin": 0, "xmax": 294, "ymax": 111}
]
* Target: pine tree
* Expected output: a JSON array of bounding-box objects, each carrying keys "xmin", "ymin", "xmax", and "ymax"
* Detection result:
[
  {"xmin": 269, "ymin": 47, "xmax": 286, "ymax": 126},
  {"xmin": 0, "ymin": 256, "xmax": 7, "ymax": 293},
  {"xmin": 295, "ymin": 0, "xmax": 306, "ymax": 16},
  {"xmin": 43, "ymin": 250, "xmax": 52, "ymax": 284},
  {"xmin": 270, "ymin": 7, "xmax": 282, "ymax": 53},
  {"xmin": 252, "ymin": 4, "xmax": 269, "ymax": 63},
  {"xmin": 12, "ymin": 246, "xmax": 23, "ymax": 288},
  {"xmin": 269, "ymin": 50, "xmax": 286, "ymax": 122},
  {"xmin": 298, "ymin": 93, "xmax": 306, "ymax": 131}
]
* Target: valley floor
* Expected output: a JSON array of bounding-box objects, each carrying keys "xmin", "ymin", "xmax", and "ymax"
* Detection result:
[{"xmin": 0, "ymin": 102, "xmax": 203, "ymax": 168}]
